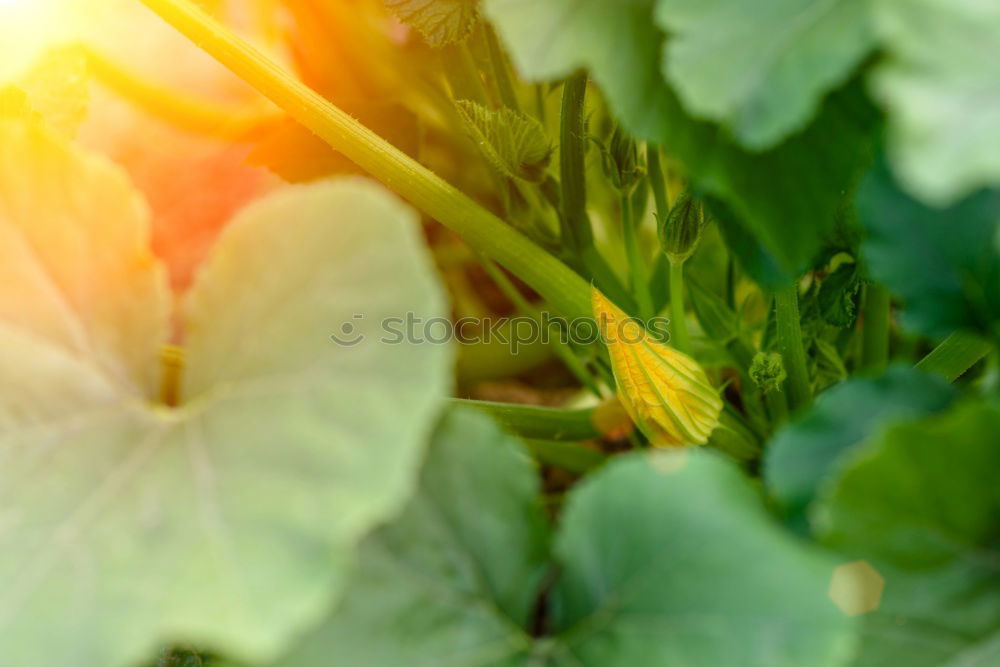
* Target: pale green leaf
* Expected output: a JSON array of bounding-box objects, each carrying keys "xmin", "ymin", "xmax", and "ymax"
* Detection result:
[
  {"xmin": 872, "ymin": 0, "xmax": 1000, "ymax": 204},
  {"xmin": 655, "ymin": 0, "xmax": 874, "ymax": 149},
  {"xmin": 0, "ymin": 120, "xmax": 452, "ymax": 666},
  {"xmin": 545, "ymin": 450, "xmax": 857, "ymax": 667},
  {"xmin": 456, "ymin": 100, "xmax": 552, "ymax": 182},
  {"xmin": 278, "ymin": 408, "xmax": 549, "ymax": 667},
  {"xmin": 814, "ymin": 401, "xmax": 1000, "ymax": 666},
  {"xmin": 386, "ymin": 0, "xmax": 480, "ymax": 47}
]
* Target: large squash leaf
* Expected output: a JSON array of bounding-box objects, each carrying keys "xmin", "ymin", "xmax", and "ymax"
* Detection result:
[
  {"xmin": 274, "ymin": 439, "xmax": 857, "ymax": 666},
  {"xmin": 871, "ymin": 0, "xmax": 1000, "ymax": 205},
  {"xmin": 0, "ymin": 120, "xmax": 452, "ymax": 666},
  {"xmin": 655, "ymin": 0, "xmax": 874, "ymax": 149},
  {"xmin": 545, "ymin": 450, "xmax": 856, "ymax": 667},
  {"xmin": 485, "ymin": 0, "xmax": 878, "ymax": 278},
  {"xmin": 814, "ymin": 401, "xmax": 1000, "ymax": 666},
  {"xmin": 279, "ymin": 408, "xmax": 549, "ymax": 667}
]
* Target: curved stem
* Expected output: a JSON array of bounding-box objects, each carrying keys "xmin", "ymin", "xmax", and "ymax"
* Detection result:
[
  {"xmin": 668, "ymin": 261, "xmax": 691, "ymax": 353},
  {"xmin": 139, "ymin": 0, "xmax": 594, "ymax": 320}
]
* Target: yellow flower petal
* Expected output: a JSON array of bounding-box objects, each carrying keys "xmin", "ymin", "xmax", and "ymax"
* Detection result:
[{"xmin": 593, "ymin": 288, "xmax": 723, "ymax": 446}]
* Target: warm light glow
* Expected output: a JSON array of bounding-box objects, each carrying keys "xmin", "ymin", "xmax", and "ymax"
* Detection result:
[{"xmin": 0, "ymin": 0, "xmax": 105, "ymax": 82}]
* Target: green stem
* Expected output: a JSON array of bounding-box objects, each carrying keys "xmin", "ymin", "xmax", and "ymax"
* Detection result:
[
  {"xmin": 452, "ymin": 399, "xmax": 600, "ymax": 441},
  {"xmin": 860, "ymin": 283, "xmax": 891, "ymax": 374},
  {"xmin": 773, "ymin": 282, "xmax": 812, "ymax": 411},
  {"xmin": 558, "ymin": 72, "xmax": 593, "ymax": 251},
  {"xmin": 916, "ymin": 331, "xmax": 993, "ymax": 382},
  {"xmin": 534, "ymin": 84, "xmax": 547, "ymax": 123},
  {"xmin": 484, "ymin": 26, "xmax": 520, "ymax": 111},
  {"xmin": 668, "ymin": 261, "xmax": 691, "ymax": 353},
  {"xmin": 522, "ymin": 440, "xmax": 606, "ymax": 474},
  {"xmin": 764, "ymin": 389, "xmax": 789, "ymax": 426},
  {"xmin": 646, "ymin": 144, "xmax": 669, "ymax": 223},
  {"xmin": 622, "ymin": 194, "xmax": 654, "ymax": 320},
  {"xmin": 557, "ymin": 72, "xmax": 633, "ymax": 311},
  {"xmin": 139, "ymin": 0, "xmax": 593, "ymax": 320}
]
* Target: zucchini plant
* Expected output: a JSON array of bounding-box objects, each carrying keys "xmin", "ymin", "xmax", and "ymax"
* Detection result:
[{"xmin": 0, "ymin": 0, "xmax": 997, "ymax": 666}]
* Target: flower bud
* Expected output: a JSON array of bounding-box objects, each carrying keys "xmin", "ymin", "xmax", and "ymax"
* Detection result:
[
  {"xmin": 600, "ymin": 126, "xmax": 643, "ymax": 192},
  {"xmin": 659, "ymin": 189, "xmax": 706, "ymax": 265},
  {"xmin": 593, "ymin": 288, "xmax": 723, "ymax": 446},
  {"xmin": 750, "ymin": 352, "xmax": 787, "ymax": 394}
]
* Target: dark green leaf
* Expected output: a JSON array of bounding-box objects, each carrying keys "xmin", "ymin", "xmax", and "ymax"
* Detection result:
[
  {"xmin": 764, "ymin": 366, "xmax": 956, "ymax": 532},
  {"xmin": 857, "ymin": 159, "xmax": 1000, "ymax": 340},
  {"xmin": 545, "ymin": 450, "xmax": 857, "ymax": 667},
  {"xmin": 814, "ymin": 401, "xmax": 1000, "ymax": 666}
]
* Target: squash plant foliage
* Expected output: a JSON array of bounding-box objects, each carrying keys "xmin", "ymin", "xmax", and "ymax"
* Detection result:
[{"xmin": 0, "ymin": 0, "xmax": 998, "ymax": 666}]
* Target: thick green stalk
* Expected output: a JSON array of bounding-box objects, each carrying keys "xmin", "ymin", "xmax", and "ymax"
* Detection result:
[
  {"xmin": 139, "ymin": 0, "xmax": 593, "ymax": 320},
  {"xmin": 558, "ymin": 72, "xmax": 594, "ymax": 251},
  {"xmin": 916, "ymin": 331, "xmax": 993, "ymax": 382},
  {"xmin": 773, "ymin": 283, "xmax": 812, "ymax": 411},
  {"xmin": 452, "ymin": 399, "xmax": 600, "ymax": 441},
  {"xmin": 764, "ymin": 389, "xmax": 789, "ymax": 426},
  {"xmin": 668, "ymin": 261, "xmax": 691, "ymax": 353},
  {"xmin": 860, "ymin": 283, "xmax": 891, "ymax": 373},
  {"xmin": 557, "ymin": 72, "xmax": 633, "ymax": 311},
  {"xmin": 622, "ymin": 194, "xmax": 654, "ymax": 320}
]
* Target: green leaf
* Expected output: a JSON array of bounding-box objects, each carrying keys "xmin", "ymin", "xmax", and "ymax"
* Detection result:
[
  {"xmin": 764, "ymin": 367, "xmax": 956, "ymax": 532},
  {"xmin": 655, "ymin": 0, "xmax": 875, "ymax": 149},
  {"xmin": 386, "ymin": 0, "xmax": 480, "ymax": 48},
  {"xmin": 816, "ymin": 262, "xmax": 862, "ymax": 328},
  {"xmin": 871, "ymin": 0, "xmax": 1000, "ymax": 204},
  {"xmin": 485, "ymin": 0, "xmax": 879, "ymax": 276},
  {"xmin": 456, "ymin": 100, "xmax": 553, "ymax": 182},
  {"xmin": 0, "ymin": 120, "xmax": 452, "ymax": 666},
  {"xmin": 857, "ymin": 159, "xmax": 1000, "ymax": 340},
  {"xmin": 276, "ymin": 408, "xmax": 549, "ymax": 667},
  {"xmin": 814, "ymin": 401, "xmax": 1000, "ymax": 666},
  {"xmin": 545, "ymin": 450, "xmax": 857, "ymax": 667}
]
